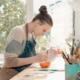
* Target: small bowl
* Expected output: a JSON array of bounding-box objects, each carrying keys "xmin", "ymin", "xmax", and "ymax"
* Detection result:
[{"xmin": 39, "ymin": 62, "xmax": 51, "ymax": 68}]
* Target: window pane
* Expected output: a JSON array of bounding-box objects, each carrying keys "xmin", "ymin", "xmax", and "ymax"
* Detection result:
[
  {"xmin": 0, "ymin": 0, "xmax": 26, "ymax": 53},
  {"xmin": 49, "ymin": 0, "xmax": 73, "ymax": 50}
]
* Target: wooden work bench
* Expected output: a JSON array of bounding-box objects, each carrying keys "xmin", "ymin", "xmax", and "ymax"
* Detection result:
[{"xmin": 10, "ymin": 57, "xmax": 65, "ymax": 80}]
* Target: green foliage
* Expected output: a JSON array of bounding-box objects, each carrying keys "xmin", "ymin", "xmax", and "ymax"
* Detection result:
[
  {"xmin": 35, "ymin": 32, "xmax": 50, "ymax": 52},
  {"xmin": 0, "ymin": 0, "xmax": 26, "ymax": 52}
]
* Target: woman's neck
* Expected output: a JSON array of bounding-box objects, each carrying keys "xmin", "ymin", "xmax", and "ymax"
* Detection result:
[
  {"xmin": 27, "ymin": 22, "xmax": 36, "ymax": 39},
  {"xmin": 28, "ymin": 22, "xmax": 35, "ymax": 33}
]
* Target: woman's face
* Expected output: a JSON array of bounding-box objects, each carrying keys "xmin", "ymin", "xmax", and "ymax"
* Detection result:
[{"xmin": 34, "ymin": 22, "xmax": 51, "ymax": 36}]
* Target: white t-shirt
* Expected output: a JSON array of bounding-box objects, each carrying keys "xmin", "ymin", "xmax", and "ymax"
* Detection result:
[{"xmin": 4, "ymin": 24, "xmax": 35, "ymax": 58}]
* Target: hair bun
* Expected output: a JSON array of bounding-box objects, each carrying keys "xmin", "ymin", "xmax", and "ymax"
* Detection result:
[{"xmin": 39, "ymin": 5, "xmax": 47, "ymax": 14}]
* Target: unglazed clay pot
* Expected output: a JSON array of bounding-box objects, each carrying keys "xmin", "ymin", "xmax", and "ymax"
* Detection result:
[{"xmin": 40, "ymin": 62, "xmax": 51, "ymax": 68}]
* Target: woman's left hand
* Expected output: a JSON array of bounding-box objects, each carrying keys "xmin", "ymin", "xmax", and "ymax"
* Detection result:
[{"xmin": 46, "ymin": 48, "xmax": 57, "ymax": 61}]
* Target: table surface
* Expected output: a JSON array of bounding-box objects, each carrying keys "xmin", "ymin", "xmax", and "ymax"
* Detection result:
[{"xmin": 10, "ymin": 56, "xmax": 65, "ymax": 80}]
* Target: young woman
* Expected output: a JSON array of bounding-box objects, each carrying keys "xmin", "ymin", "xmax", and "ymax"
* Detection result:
[{"xmin": 0, "ymin": 5, "xmax": 53, "ymax": 80}]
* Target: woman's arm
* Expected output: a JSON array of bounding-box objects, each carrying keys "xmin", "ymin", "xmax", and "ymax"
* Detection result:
[
  {"xmin": 4, "ymin": 56, "xmax": 36, "ymax": 68},
  {"xmin": 4, "ymin": 53, "xmax": 48, "ymax": 68}
]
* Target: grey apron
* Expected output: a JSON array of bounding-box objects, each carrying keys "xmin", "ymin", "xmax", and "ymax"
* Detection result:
[{"xmin": 14, "ymin": 24, "xmax": 36, "ymax": 72}]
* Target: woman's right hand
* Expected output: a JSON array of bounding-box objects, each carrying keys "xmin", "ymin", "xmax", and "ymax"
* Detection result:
[{"xmin": 35, "ymin": 52, "xmax": 48, "ymax": 62}]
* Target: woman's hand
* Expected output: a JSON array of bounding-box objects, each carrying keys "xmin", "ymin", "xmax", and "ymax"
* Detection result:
[
  {"xmin": 35, "ymin": 52, "xmax": 48, "ymax": 62},
  {"xmin": 35, "ymin": 48, "xmax": 57, "ymax": 62}
]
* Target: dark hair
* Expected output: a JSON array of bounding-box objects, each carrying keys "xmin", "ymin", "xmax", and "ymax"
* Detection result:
[{"xmin": 32, "ymin": 5, "xmax": 53, "ymax": 26}]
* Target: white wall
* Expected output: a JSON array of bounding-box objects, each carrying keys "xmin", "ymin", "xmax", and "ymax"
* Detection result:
[
  {"xmin": 50, "ymin": 1, "xmax": 73, "ymax": 49},
  {"xmin": 75, "ymin": 11, "xmax": 80, "ymax": 40}
]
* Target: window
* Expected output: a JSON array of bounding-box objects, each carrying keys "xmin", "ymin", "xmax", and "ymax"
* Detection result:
[
  {"xmin": 49, "ymin": 0, "xmax": 73, "ymax": 51},
  {"xmin": 0, "ymin": 0, "xmax": 26, "ymax": 53}
]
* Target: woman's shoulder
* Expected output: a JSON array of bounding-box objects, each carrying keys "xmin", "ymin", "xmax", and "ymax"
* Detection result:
[
  {"xmin": 10, "ymin": 24, "xmax": 26, "ymax": 38},
  {"xmin": 12, "ymin": 24, "xmax": 25, "ymax": 33},
  {"xmin": 7, "ymin": 24, "xmax": 26, "ymax": 42}
]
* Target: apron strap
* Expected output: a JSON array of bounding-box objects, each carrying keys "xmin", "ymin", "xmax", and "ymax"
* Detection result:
[
  {"xmin": 25, "ymin": 23, "xmax": 28, "ymax": 40},
  {"xmin": 25, "ymin": 23, "xmax": 35, "ymax": 40}
]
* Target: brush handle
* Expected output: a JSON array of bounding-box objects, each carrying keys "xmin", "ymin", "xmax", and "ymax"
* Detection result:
[{"xmin": 62, "ymin": 52, "xmax": 72, "ymax": 65}]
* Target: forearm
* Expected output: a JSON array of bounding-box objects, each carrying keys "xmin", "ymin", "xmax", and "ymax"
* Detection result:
[
  {"xmin": 17, "ymin": 56, "xmax": 37, "ymax": 67},
  {"xmin": 4, "ymin": 56, "xmax": 37, "ymax": 68},
  {"xmin": 4, "ymin": 52, "xmax": 48, "ymax": 68}
]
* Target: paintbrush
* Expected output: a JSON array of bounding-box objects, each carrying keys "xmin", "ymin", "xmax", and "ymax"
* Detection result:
[{"xmin": 62, "ymin": 51, "xmax": 73, "ymax": 65}]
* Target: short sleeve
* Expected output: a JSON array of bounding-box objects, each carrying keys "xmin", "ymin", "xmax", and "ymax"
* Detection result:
[{"xmin": 4, "ymin": 26, "xmax": 24, "ymax": 58}]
